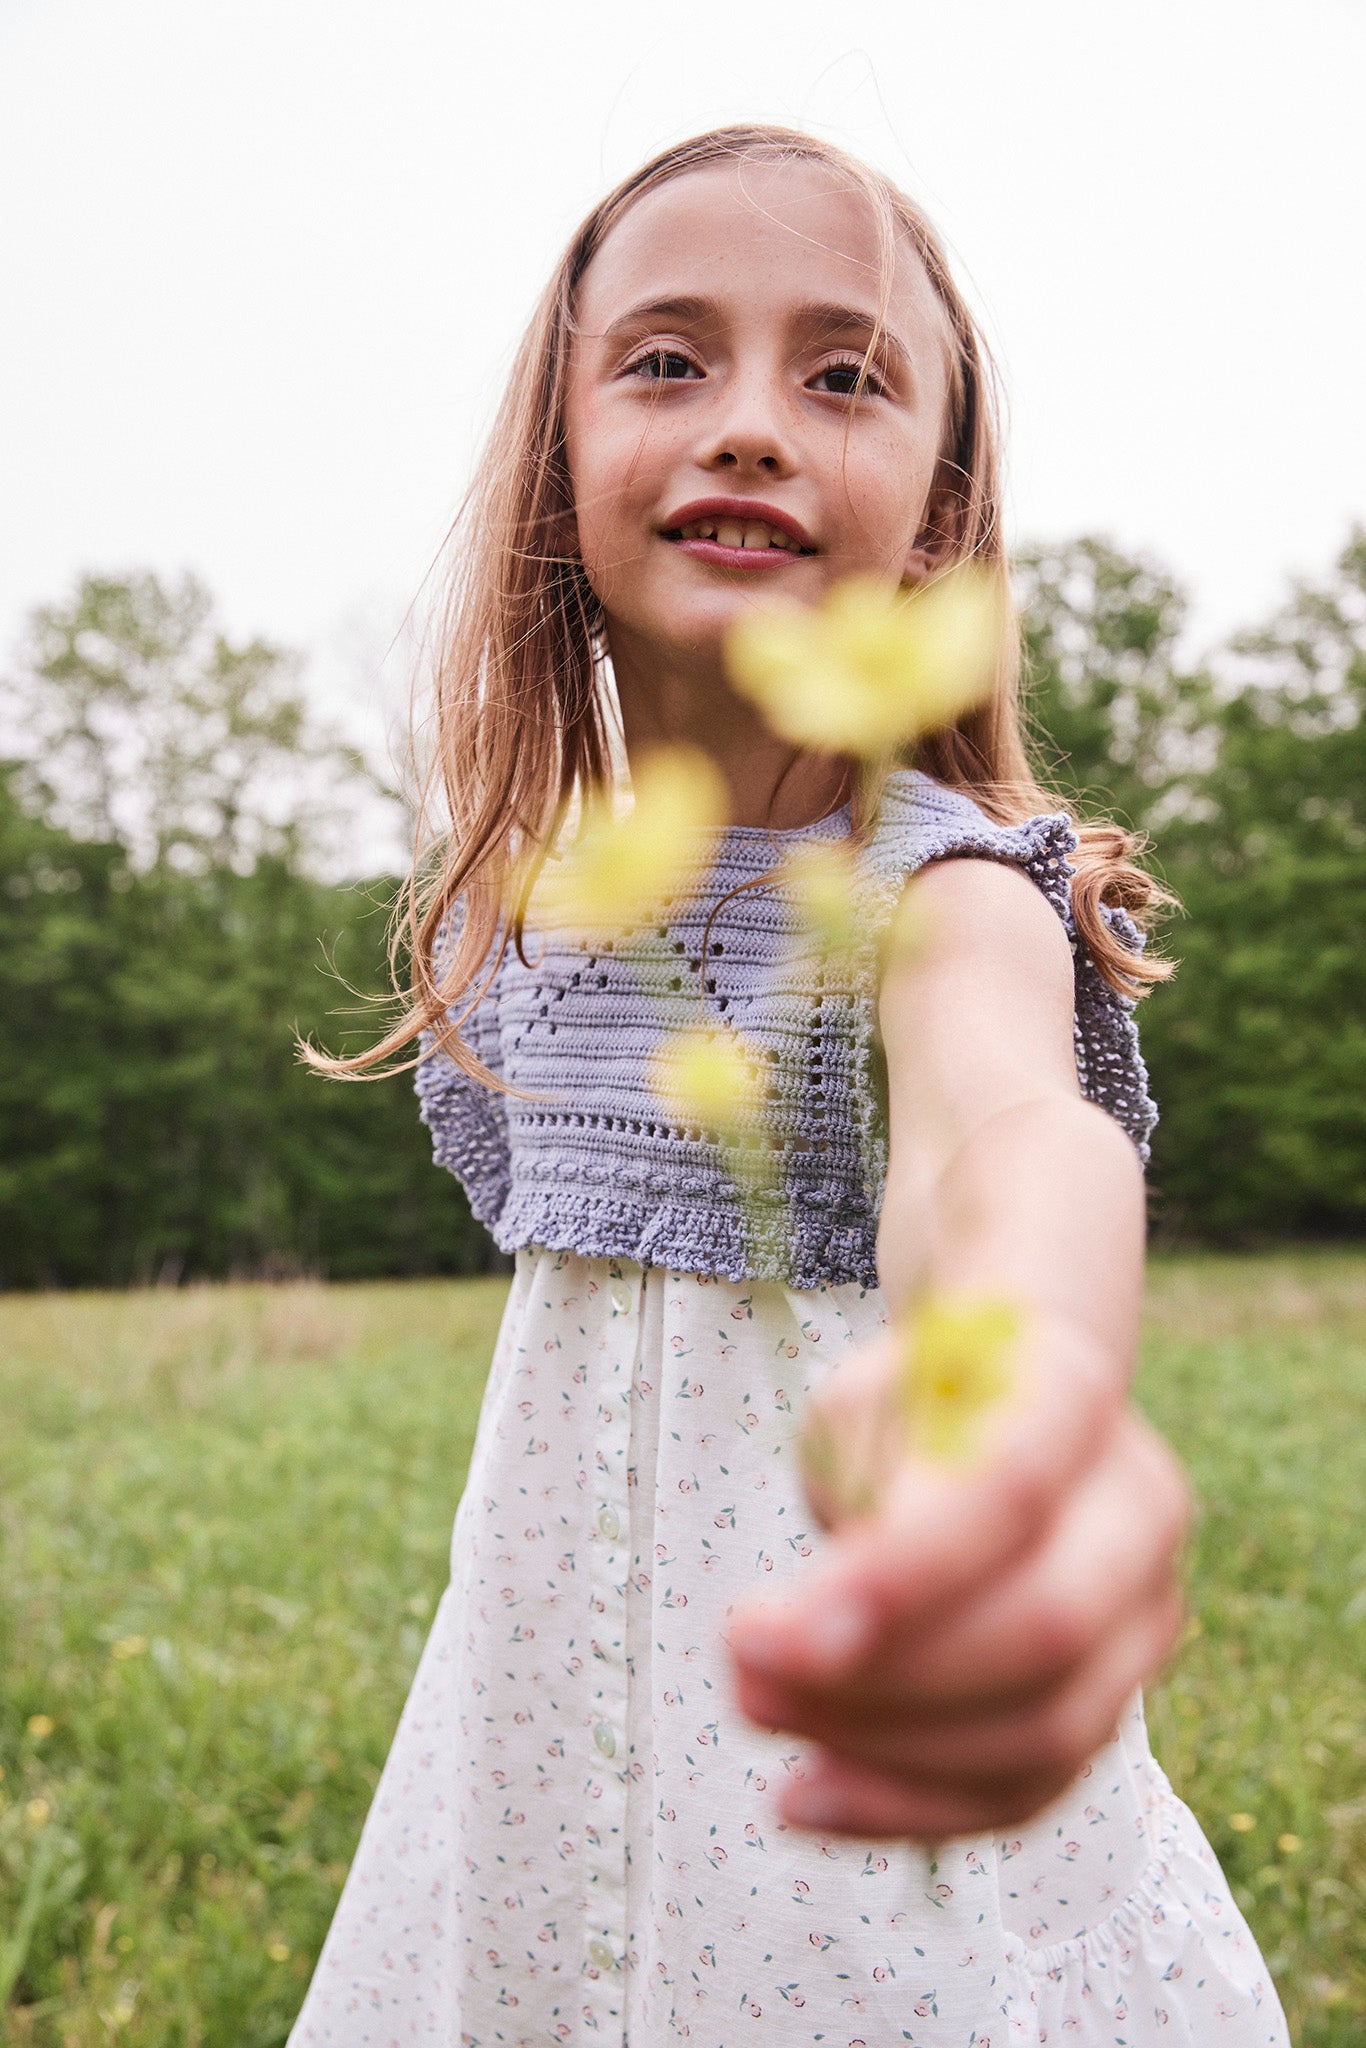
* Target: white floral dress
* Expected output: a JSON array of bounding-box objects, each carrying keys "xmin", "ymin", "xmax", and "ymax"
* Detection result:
[{"xmin": 289, "ymin": 1246, "xmax": 1290, "ymax": 2048}]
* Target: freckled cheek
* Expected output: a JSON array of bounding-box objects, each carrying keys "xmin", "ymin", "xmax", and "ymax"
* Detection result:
[
  {"xmin": 570, "ymin": 413, "xmax": 675, "ymax": 541},
  {"xmin": 837, "ymin": 439, "xmax": 938, "ymax": 557},
  {"xmin": 826, "ymin": 476, "xmax": 924, "ymax": 565}
]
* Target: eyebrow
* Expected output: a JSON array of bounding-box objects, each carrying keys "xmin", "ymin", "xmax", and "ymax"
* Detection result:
[{"xmin": 594, "ymin": 293, "xmax": 913, "ymax": 378}]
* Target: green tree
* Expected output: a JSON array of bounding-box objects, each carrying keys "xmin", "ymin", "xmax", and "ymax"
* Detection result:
[
  {"xmin": 1018, "ymin": 528, "xmax": 1366, "ymax": 1241},
  {"xmin": 1015, "ymin": 533, "xmax": 1214, "ymax": 833},
  {"xmin": 0, "ymin": 572, "xmax": 498, "ymax": 1287},
  {"xmin": 1139, "ymin": 528, "xmax": 1366, "ymax": 1237},
  {"xmin": 4, "ymin": 569, "xmax": 372, "ymax": 873}
]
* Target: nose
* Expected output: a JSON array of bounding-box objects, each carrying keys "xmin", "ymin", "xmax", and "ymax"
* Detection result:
[{"xmin": 699, "ymin": 366, "xmax": 795, "ymax": 478}]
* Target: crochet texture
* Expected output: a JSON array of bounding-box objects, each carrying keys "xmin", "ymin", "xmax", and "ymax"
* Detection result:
[{"xmin": 415, "ymin": 770, "xmax": 1157, "ymax": 1288}]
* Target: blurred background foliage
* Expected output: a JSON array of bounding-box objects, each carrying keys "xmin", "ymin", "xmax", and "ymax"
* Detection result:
[{"xmin": 2, "ymin": 530, "xmax": 1363, "ymax": 1288}]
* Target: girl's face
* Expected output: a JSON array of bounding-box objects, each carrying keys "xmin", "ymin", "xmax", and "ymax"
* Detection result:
[{"xmin": 565, "ymin": 158, "xmax": 956, "ymax": 682}]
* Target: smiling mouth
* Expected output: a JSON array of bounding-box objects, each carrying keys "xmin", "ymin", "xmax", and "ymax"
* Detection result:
[{"xmin": 662, "ymin": 517, "xmax": 816, "ymax": 555}]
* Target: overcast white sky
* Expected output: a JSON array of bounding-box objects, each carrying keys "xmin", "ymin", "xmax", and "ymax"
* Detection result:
[{"xmin": 3, "ymin": 0, "xmax": 1364, "ymax": 782}]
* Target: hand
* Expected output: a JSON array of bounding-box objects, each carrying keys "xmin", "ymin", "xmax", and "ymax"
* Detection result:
[{"xmin": 725, "ymin": 1317, "xmax": 1192, "ymax": 1841}]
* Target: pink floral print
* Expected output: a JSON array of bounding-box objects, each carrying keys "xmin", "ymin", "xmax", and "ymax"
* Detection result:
[{"xmin": 289, "ymin": 1249, "xmax": 1290, "ymax": 2047}]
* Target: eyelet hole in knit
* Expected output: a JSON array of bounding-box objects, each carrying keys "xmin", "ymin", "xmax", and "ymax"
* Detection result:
[{"xmin": 414, "ymin": 769, "xmax": 1157, "ymax": 1290}]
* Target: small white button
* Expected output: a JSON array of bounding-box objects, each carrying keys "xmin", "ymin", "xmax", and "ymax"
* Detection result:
[
  {"xmin": 593, "ymin": 1721, "xmax": 616, "ymax": 1758},
  {"xmin": 609, "ymin": 1279, "xmax": 633, "ymax": 1314},
  {"xmin": 587, "ymin": 1936, "xmax": 615, "ymax": 1971},
  {"xmin": 597, "ymin": 1504, "xmax": 620, "ymax": 1541}
]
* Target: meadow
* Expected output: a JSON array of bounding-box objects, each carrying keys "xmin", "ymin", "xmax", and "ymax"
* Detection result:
[{"xmin": 0, "ymin": 1256, "xmax": 1362, "ymax": 2046}]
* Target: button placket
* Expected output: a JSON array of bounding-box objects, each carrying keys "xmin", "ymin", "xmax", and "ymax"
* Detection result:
[{"xmin": 581, "ymin": 1263, "xmax": 637, "ymax": 2024}]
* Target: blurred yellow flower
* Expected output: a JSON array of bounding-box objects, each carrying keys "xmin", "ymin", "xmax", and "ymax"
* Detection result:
[
  {"xmin": 881, "ymin": 879, "xmax": 932, "ymax": 970},
  {"xmin": 267, "ymin": 1940, "xmax": 292, "ymax": 1963},
  {"xmin": 725, "ymin": 566, "xmax": 1003, "ymax": 757},
  {"xmin": 531, "ymin": 746, "xmax": 728, "ymax": 934},
  {"xmin": 1229, "ymin": 1812, "xmax": 1257, "ymax": 1832},
  {"xmin": 26, "ymin": 1713, "xmax": 54, "ymax": 1739},
  {"xmin": 25, "ymin": 1797, "xmax": 51, "ymax": 1829},
  {"xmin": 650, "ymin": 1022, "xmax": 765, "ymax": 1144},
  {"xmin": 1277, "ymin": 1832, "xmax": 1301, "ymax": 1855},
  {"xmin": 111, "ymin": 1635, "xmax": 148, "ymax": 1660},
  {"xmin": 897, "ymin": 1294, "xmax": 1021, "ymax": 1465},
  {"xmin": 781, "ymin": 840, "xmax": 865, "ymax": 961}
]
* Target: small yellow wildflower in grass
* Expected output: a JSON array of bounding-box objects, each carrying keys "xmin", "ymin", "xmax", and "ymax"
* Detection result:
[
  {"xmin": 26, "ymin": 1712, "xmax": 54, "ymax": 1738},
  {"xmin": 897, "ymin": 1295, "xmax": 1022, "ymax": 1466},
  {"xmin": 267, "ymin": 1940, "xmax": 292, "ymax": 1964},
  {"xmin": 25, "ymin": 1797, "xmax": 52, "ymax": 1829},
  {"xmin": 530, "ymin": 746, "xmax": 728, "ymax": 934},
  {"xmin": 111, "ymin": 1634, "xmax": 147, "ymax": 1659},
  {"xmin": 725, "ymin": 566, "xmax": 1004, "ymax": 757},
  {"xmin": 1229, "ymin": 1811, "xmax": 1257, "ymax": 1832},
  {"xmin": 1277, "ymin": 1832, "xmax": 1301, "ymax": 1854}
]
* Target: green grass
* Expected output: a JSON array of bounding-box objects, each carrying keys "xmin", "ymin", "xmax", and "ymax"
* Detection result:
[{"xmin": 0, "ymin": 1257, "xmax": 1362, "ymax": 2046}]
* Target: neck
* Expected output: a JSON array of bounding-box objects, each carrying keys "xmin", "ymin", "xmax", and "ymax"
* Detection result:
[{"xmin": 608, "ymin": 628, "xmax": 850, "ymax": 831}]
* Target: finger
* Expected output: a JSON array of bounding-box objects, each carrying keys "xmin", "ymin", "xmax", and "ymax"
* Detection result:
[
  {"xmin": 883, "ymin": 1409, "xmax": 1191, "ymax": 1706},
  {"xmin": 737, "ymin": 1572, "xmax": 1187, "ymax": 1785},
  {"xmin": 771, "ymin": 1583, "xmax": 1185, "ymax": 1790},
  {"xmin": 771, "ymin": 1405, "xmax": 1192, "ymax": 1719},
  {"xmin": 739, "ymin": 1317, "xmax": 1122, "ymax": 1680},
  {"xmin": 797, "ymin": 1336, "xmax": 903, "ymax": 1532},
  {"xmin": 776, "ymin": 1748, "xmax": 1080, "ymax": 1842}
]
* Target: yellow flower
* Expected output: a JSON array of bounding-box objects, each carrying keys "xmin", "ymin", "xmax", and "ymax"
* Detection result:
[
  {"xmin": 1228, "ymin": 1811, "xmax": 1257, "ymax": 1833},
  {"xmin": 1276, "ymin": 1832, "xmax": 1301, "ymax": 1855},
  {"xmin": 111, "ymin": 1635, "xmax": 148, "ymax": 1660},
  {"xmin": 650, "ymin": 1022, "xmax": 766, "ymax": 1144},
  {"xmin": 880, "ymin": 880, "xmax": 933, "ymax": 971},
  {"xmin": 267, "ymin": 1940, "xmax": 292, "ymax": 1963},
  {"xmin": 25, "ymin": 1797, "xmax": 51, "ymax": 1829},
  {"xmin": 530, "ymin": 746, "xmax": 728, "ymax": 934},
  {"xmin": 781, "ymin": 841, "xmax": 864, "ymax": 961},
  {"xmin": 725, "ymin": 566, "xmax": 1004, "ymax": 757},
  {"xmin": 26, "ymin": 1713, "xmax": 54, "ymax": 1739},
  {"xmin": 897, "ymin": 1294, "xmax": 1021, "ymax": 1466}
]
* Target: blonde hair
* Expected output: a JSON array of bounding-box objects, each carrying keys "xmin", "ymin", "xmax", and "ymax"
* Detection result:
[{"xmin": 309, "ymin": 123, "xmax": 1170, "ymax": 1084}]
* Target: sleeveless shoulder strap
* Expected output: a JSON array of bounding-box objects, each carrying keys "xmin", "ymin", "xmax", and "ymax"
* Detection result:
[{"xmin": 861, "ymin": 770, "xmax": 1158, "ymax": 1163}]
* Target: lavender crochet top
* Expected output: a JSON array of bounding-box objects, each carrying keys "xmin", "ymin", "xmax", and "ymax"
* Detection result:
[{"xmin": 415, "ymin": 769, "xmax": 1156, "ymax": 1289}]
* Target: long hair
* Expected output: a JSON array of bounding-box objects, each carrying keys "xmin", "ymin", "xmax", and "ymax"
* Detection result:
[{"xmin": 307, "ymin": 124, "xmax": 1170, "ymax": 1084}]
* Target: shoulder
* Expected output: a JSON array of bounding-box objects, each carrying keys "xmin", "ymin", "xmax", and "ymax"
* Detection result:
[
  {"xmin": 867, "ymin": 768, "xmax": 1078, "ymax": 949},
  {"xmin": 905, "ymin": 853, "xmax": 1075, "ymax": 996},
  {"xmin": 874, "ymin": 772, "xmax": 1080, "ymax": 1093}
]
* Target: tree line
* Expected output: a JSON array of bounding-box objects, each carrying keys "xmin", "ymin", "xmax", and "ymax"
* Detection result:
[{"xmin": 1, "ymin": 534, "xmax": 1362, "ymax": 1288}]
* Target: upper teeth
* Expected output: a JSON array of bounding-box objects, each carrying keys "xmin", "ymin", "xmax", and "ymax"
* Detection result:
[{"xmin": 675, "ymin": 519, "xmax": 803, "ymax": 551}]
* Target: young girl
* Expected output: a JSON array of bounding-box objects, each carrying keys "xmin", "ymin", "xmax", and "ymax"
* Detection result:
[{"xmin": 292, "ymin": 127, "xmax": 1290, "ymax": 2046}]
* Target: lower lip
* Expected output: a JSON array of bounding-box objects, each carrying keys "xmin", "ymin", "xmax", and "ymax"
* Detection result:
[{"xmin": 667, "ymin": 536, "xmax": 812, "ymax": 571}]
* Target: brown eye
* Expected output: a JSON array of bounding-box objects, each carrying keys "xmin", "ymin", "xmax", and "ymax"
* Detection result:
[
  {"xmin": 814, "ymin": 358, "xmax": 885, "ymax": 398},
  {"xmin": 630, "ymin": 348, "xmax": 699, "ymax": 381}
]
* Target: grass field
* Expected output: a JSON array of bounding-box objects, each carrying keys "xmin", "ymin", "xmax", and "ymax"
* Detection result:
[{"xmin": 1, "ymin": 1256, "xmax": 1362, "ymax": 2046}]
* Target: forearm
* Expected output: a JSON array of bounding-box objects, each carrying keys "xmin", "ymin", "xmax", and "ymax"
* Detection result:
[{"xmin": 876, "ymin": 1092, "xmax": 1148, "ymax": 1386}]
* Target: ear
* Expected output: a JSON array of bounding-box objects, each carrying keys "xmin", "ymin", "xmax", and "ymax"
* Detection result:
[{"xmin": 902, "ymin": 462, "xmax": 967, "ymax": 585}]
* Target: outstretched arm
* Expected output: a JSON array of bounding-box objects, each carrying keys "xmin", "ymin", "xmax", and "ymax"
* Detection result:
[{"xmin": 726, "ymin": 855, "xmax": 1191, "ymax": 1840}]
